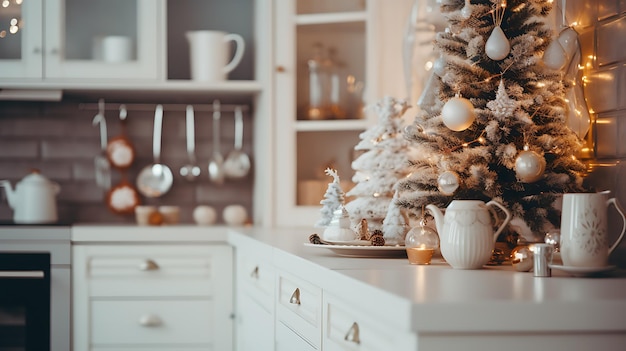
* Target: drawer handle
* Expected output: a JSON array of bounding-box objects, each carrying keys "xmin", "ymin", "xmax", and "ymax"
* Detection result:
[
  {"xmin": 289, "ymin": 288, "xmax": 301, "ymax": 305},
  {"xmin": 250, "ymin": 266, "xmax": 259, "ymax": 279},
  {"xmin": 344, "ymin": 322, "xmax": 361, "ymax": 345},
  {"xmin": 139, "ymin": 314, "xmax": 162, "ymax": 327},
  {"xmin": 139, "ymin": 259, "xmax": 159, "ymax": 271}
]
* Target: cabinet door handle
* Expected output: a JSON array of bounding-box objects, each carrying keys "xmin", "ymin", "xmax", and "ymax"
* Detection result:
[
  {"xmin": 289, "ymin": 288, "xmax": 301, "ymax": 305},
  {"xmin": 139, "ymin": 259, "xmax": 159, "ymax": 271},
  {"xmin": 33, "ymin": 47, "xmax": 41, "ymax": 54},
  {"xmin": 138, "ymin": 314, "xmax": 162, "ymax": 327},
  {"xmin": 276, "ymin": 65, "xmax": 286, "ymax": 72},
  {"xmin": 344, "ymin": 322, "xmax": 361, "ymax": 345},
  {"xmin": 250, "ymin": 266, "xmax": 259, "ymax": 279}
]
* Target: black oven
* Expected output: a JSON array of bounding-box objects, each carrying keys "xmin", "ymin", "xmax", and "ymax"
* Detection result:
[{"xmin": 0, "ymin": 252, "xmax": 50, "ymax": 351}]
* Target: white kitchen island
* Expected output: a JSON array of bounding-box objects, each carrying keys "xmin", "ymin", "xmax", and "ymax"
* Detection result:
[{"xmin": 71, "ymin": 225, "xmax": 626, "ymax": 351}]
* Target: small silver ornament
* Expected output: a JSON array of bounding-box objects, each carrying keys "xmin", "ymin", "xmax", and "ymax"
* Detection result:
[
  {"xmin": 441, "ymin": 96, "xmax": 476, "ymax": 131},
  {"xmin": 514, "ymin": 146, "xmax": 546, "ymax": 183},
  {"xmin": 437, "ymin": 171, "xmax": 460, "ymax": 195}
]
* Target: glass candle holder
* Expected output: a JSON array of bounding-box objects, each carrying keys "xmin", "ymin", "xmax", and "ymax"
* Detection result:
[{"xmin": 405, "ymin": 222, "xmax": 439, "ymax": 265}]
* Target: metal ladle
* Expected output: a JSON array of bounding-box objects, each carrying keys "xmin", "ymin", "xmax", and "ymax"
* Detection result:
[
  {"xmin": 208, "ymin": 100, "xmax": 225, "ymax": 185},
  {"xmin": 136, "ymin": 105, "xmax": 173, "ymax": 197},
  {"xmin": 180, "ymin": 105, "xmax": 201, "ymax": 181},
  {"xmin": 224, "ymin": 106, "xmax": 251, "ymax": 179}
]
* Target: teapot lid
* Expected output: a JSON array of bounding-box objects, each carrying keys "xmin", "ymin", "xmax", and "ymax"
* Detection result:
[{"xmin": 19, "ymin": 169, "xmax": 53, "ymax": 186}]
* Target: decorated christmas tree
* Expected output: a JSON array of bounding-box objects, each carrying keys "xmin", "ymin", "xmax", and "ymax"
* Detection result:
[
  {"xmin": 315, "ymin": 168, "xmax": 346, "ymax": 228},
  {"xmin": 396, "ymin": 0, "xmax": 587, "ymax": 240},
  {"xmin": 345, "ymin": 96, "xmax": 415, "ymax": 240}
]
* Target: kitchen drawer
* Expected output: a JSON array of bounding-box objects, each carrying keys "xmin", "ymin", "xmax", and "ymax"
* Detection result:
[
  {"xmin": 236, "ymin": 251, "xmax": 275, "ymax": 312},
  {"xmin": 91, "ymin": 299, "xmax": 213, "ymax": 346},
  {"xmin": 323, "ymin": 292, "xmax": 417, "ymax": 351},
  {"xmin": 82, "ymin": 245, "xmax": 231, "ymax": 297},
  {"xmin": 276, "ymin": 270, "xmax": 322, "ymax": 349}
]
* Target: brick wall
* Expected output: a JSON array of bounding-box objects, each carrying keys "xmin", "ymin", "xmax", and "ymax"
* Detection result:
[
  {"xmin": 0, "ymin": 100, "xmax": 254, "ymax": 224},
  {"xmin": 569, "ymin": 0, "xmax": 626, "ymax": 265}
]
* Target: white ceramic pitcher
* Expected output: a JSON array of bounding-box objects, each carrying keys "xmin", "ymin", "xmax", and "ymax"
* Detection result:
[
  {"xmin": 186, "ymin": 30, "xmax": 245, "ymax": 82},
  {"xmin": 560, "ymin": 191, "xmax": 626, "ymax": 267},
  {"xmin": 427, "ymin": 200, "xmax": 511, "ymax": 269}
]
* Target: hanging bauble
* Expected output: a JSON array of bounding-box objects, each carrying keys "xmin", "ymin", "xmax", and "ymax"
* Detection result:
[
  {"xmin": 460, "ymin": 0, "xmax": 472, "ymax": 19},
  {"xmin": 437, "ymin": 170, "xmax": 460, "ymax": 195},
  {"xmin": 543, "ymin": 27, "xmax": 580, "ymax": 70},
  {"xmin": 485, "ymin": 26, "xmax": 511, "ymax": 61},
  {"xmin": 433, "ymin": 55, "xmax": 446, "ymax": 77},
  {"xmin": 514, "ymin": 146, "xmax": 546, "ymax": 183},
  {"xmin": 441, "ymin": 95, "xmax": 476, "ymax": 131},
  {"xmin": 542, "ymin": 38, "xmax": 568, "ymax": 70}
]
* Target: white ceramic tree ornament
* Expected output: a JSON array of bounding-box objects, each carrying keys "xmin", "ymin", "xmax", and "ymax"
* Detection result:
[
  {"xmin": 514, "ymin": 145, "xmax": 546, "ymax": 183},
  {"xmin": 441, "ymin": 94, "xmax": 476, "ymax": 131},
  {"xmin": 485, "ymin": 1, "xmax": 510, "ymax": 61}
]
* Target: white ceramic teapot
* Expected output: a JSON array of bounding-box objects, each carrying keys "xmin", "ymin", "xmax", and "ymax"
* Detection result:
[
  {"xmin": 427, "ymin": 200, "xmax": 511, "ymax": 269},
  {"xmin": 1, "ymin": 170, "xmax": 60, "ymax": 224}
]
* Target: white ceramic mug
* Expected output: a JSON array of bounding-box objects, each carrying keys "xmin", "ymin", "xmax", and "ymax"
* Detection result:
[
  {"xmin": 186, "ymin": 30, "xmax": 245, "ymax": 81},
  {"xmin": 94, "ymin": 36, "xmax": 133, "ymax": 62},
  {"xmin": 560, "ymin": 191, "xmax": 626, "ymax": 267}
]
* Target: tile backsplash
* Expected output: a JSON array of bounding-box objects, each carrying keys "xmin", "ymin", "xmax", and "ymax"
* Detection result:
[
  {"xmin": 571, "ymin": 0, "xmax": 626, "ymax": 266},
  {"xmin": 0, "ymin": 100, "xmax": 254, "ymax": 224}
]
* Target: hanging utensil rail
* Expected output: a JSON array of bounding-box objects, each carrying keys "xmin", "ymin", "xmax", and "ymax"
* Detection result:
[{"xmin": 79, "ymin": 102, "xmax": 249, "ymax": 114}]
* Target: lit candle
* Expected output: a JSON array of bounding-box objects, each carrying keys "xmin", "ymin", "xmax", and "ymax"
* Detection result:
[{"xmin": 406, "ymin": 244, "xmax": 435, "ymax": 265}]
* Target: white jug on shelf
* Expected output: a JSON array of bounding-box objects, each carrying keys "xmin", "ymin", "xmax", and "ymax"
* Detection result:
[
  {"xmin": 186, "ymin": 30, "xmax": 245, "ymax": 82},
  {"xmin": 1, "ymin": 170, "xmax": 60, "ymax": 224}
]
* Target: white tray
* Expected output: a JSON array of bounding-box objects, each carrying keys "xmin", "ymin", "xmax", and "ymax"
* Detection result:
[{"xmin": 303, "ymin": 242, "xmax": 407, "ymax": 258}]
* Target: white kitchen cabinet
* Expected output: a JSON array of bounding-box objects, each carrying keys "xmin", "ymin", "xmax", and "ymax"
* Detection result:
[
  {"xmin": 275, "ymin": 269, "xmax": 323, "ymax": 349},
  {"xmin": 273, "ymin": 0, "xmax": 381, "ymax": 227},
  {"xmin": 0, "ymin": 0, "xmax": 160, "ymax": 81},
  {"xmin": 73, "ymin": 243, "xmax": 233, "ymax": 351},
  {"xmin": 323, "ymin": 292, "xmax": 417, "ymax": 351},
  {"xmin": 234, "ymin": 242, "xmax": 275, "ymax": 351}
]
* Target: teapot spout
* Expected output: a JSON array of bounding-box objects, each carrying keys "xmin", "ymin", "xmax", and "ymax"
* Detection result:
[
  {"xmin": 0, "ymin": 180, "xmax": 16, "ymax": 209},
  {"xmin": 425, "ymin": 204, "xmax": 444, "ymax": 237}
]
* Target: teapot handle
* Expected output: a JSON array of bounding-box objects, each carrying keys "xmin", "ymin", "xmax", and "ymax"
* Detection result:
[{"xmin": 485, "ymin": 200, "xmax": 512, "ymax": 242}]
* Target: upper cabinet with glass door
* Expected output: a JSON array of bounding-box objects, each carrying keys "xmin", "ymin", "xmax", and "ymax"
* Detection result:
[
  {"xmin": 0, "ymin": 0, "xmax": 160, "ymax": 81},
  {"xmin": 273, "ymin": 0, "xmax": 379, "ymax": 227}
]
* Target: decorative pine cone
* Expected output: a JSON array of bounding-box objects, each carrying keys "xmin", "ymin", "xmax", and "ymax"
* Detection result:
[
  {"xmin": 309, "ymin": 233, "xmax": 323, "ymax": 245},
  {"xmin": 370, "ymin": 230, "xmax": 385, "ymax": 246}
]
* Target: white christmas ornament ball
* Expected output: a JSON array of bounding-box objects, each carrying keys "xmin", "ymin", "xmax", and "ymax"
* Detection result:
[
  {"xmin": 223, "ymin": 204, "xmax": 248, "ymax": 226},
  {"xmin": 515, "ymin": 149, "xmax": 546, "ymax": 183},
  {"xmin": 437, "ymin": 171, "xmax": 461, "ymax": 195},
  {"xmin": 441, "ymin": 96, "xmax": 476, "ymax": 131},
  {"xmin": 193, "ymin": 205, "xmax": 217, "ymax": 225}
]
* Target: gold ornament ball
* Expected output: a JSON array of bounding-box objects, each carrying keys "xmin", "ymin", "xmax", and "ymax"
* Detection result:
[
  {"xmin": 441, "ymin": 96, "xmax": 476, "ymax": 131},
  {"xmin": 510, "ymin": 245, "xmax": 534, "ymax": 272},
  {"xmin": 515, "ymin": 149, "xmax": 546, "ymax": 183}
]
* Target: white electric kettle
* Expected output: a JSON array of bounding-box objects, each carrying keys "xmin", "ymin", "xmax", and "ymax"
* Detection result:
[{"xmin": 1, "ymin": 170, "xmax": 60, "ymax": 224}]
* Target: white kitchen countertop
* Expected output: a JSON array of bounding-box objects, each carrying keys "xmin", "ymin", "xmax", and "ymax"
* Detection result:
[
  {"xmin": 67, "ymin": 224, "xmax": 626, "ymax": 336},
  {"xmin": 229, "ymin": 226, "xmax": 626, "ymax": 336}
]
